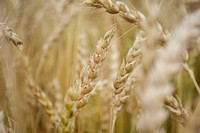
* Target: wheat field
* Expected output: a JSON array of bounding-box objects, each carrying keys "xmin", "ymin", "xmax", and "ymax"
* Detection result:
[{"xmin": 0, "ymin": 0, "xmax": 200, "ymax": 133}]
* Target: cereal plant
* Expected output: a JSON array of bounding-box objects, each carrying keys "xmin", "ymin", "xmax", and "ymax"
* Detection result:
[{"xmin": 0, "ymin": 0, "xmax": 200, "ymax": 133}]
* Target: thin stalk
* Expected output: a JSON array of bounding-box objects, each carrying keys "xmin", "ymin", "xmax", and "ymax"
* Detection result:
[
  {"xmin": 183, "ymin": 63, "xmax": 200, "ymax": 95},
  {"xmin": 109, "ymin": 104, "xmax": 117, "ymax": 133}
]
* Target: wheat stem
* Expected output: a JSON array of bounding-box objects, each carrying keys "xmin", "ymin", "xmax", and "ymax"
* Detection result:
[{"xmin": 183, "ymin": 63, "xmax": 200, "ymax": 95}]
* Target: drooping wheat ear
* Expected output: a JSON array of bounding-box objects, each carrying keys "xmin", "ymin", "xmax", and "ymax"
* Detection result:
[
  {"xmin": 84, "ymin": 0, "xmax": 170, "ymax": 44},
  {"xmin": 137, "ymin": 10, "xmax": 200, "ymax": 133},
  {"xmin": 1, "ymin": 24, "xmax": 23, "ymax": 48},
  {"xmin": 59, "ymin": 25, "xmax": 116, "ymax": 133},
  {"xmin": 35, "ymin": 8, "xmax": 79, "ymax": 79},
  {"xmin": 165, "ymin": 95, "xmax": 190, "ymax": 126},
  {"xmin": 84, "ymin": 0, "xmax": 146, "ymax": 24}
]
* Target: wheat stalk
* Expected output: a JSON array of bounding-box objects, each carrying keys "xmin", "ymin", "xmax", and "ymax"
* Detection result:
[{"xmin": 183, "ymin": 63, "xmax": 200, "ymax": 95}]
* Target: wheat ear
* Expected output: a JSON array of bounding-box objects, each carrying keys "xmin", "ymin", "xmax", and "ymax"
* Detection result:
[
  {"xmin": 165, "ymin": 95, "xmax": 190, "ymax": 126},
  {"xmin": 109, "ymin": 32, "xmax": 143, "ymax": 133},
  {"xmin": 76, "ymin": 24, "xmax": 116, "ymax": 109},
  {"xmin": 84, "ymin": 0, "xmax": 169, "ymax": 44},
  {"xmin": 1, "ymin": 24, "xmax": 23, "ymax": 48},
  {"xmin": 84, "ymin": 0, "xmax": 146, "ymax": 24},
  {"xmin": 58, "ymin": 25, "xmax": 116, "ymax": 132}
]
